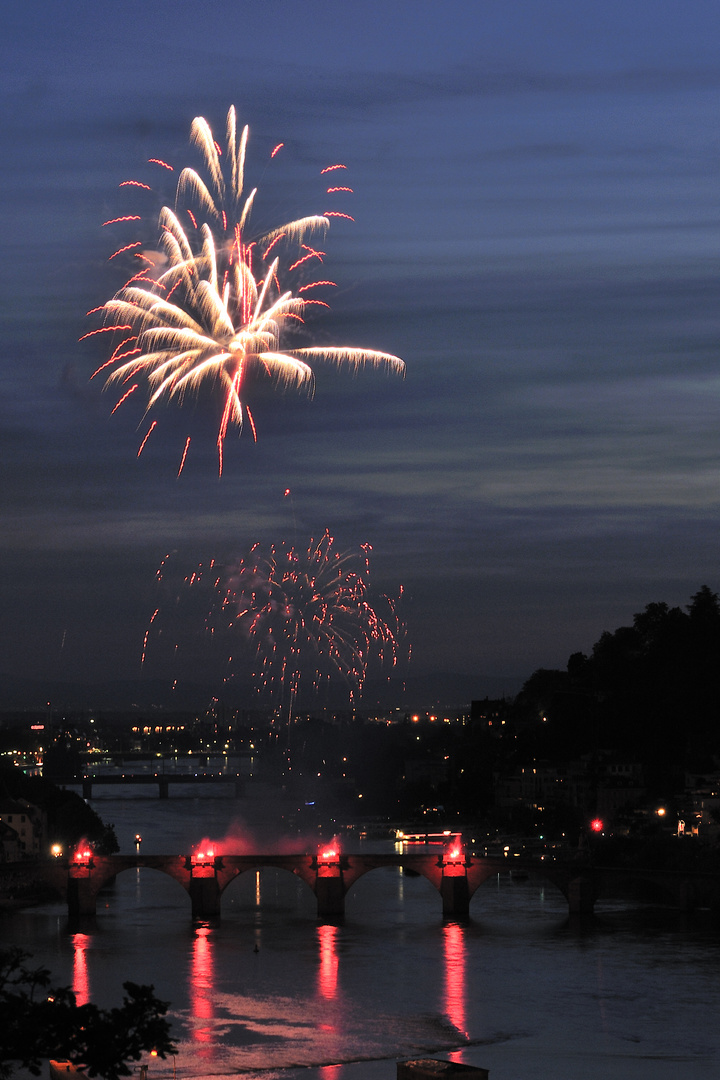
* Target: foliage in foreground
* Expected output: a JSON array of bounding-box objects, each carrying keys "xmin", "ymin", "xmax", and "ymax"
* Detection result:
[{"xmin": 0, "ymin": 949, "xmax": 174, "ymax": 1080}]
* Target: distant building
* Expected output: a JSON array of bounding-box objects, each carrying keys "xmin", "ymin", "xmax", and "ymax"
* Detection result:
[
  {"xmin": 470, "ymin": 698, "xmax": 511, "ymax": 733},
  {"xmin": 686, "ymin": 772, "xmax": 720, "ymax": 840},
  {"xmin": 595, "ymin": 758, "xmax": 646, "ymax": 827},
  {"xmin": 494, "ymin": 759, "xmax": 593, "ymax": 813},
  {"xmin": 0, "ymin": 797, "xmax": 47, "ymax": 858},
  {"xmin": 0, "ymin": 819, "xmax": 21, "ymax": 862}
]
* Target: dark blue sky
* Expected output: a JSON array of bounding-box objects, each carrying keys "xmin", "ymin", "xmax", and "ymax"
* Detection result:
[{"xmin": 2, "ymin": 1, "xmax": 720, "ymax": 701}]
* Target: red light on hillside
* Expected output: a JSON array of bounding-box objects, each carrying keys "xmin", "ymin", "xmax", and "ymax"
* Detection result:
[{"xmin": 590, "ymin": 818, "xmax": 604, "ymax": 833}]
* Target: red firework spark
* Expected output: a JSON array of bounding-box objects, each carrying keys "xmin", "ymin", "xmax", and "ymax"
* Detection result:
[{"xmin": 217, "ymin": 532, "xmax": 404, "ymax": 716}]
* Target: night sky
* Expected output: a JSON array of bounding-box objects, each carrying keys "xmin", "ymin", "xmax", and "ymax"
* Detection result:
[{"xmin": 3, "ymin": 1, "xmax": 720, "ymax": 704}]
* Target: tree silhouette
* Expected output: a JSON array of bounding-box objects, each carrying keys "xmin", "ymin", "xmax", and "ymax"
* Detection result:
[
  {"xmin": 0, "ymin": 949, "xmax": 174, "ymax": 1080},
  {"xmin": 510, "ymin": 585, "xmax": 720, "ymax": 791}
]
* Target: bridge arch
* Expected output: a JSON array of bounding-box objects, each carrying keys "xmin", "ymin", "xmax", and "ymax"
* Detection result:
[
  {"xmin": 590, "ymin": 867, "xmax": 703, "ymax": 913},
  {"xmin": 98, "ymin": 864, "xmax": 192, "ymax": 911},
  {"xmin": 464, "ymin": 864, "xmax": 577, "ymax": 918},
  {"xmin": 61, "ymin": 855, "xmax": 193, "ymax": 916},
  {"xmin": 343, "ymin": 862, "xmax": 440, "ymax": 919},
  {"xmin": 218, "ymin": 862, "xmax": 317, "ymax": 916}
]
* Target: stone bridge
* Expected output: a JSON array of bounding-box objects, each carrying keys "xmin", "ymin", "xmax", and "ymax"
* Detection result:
[{"xmin": 25, "ymin": 851, "xmax": 720, "ymax": 921}]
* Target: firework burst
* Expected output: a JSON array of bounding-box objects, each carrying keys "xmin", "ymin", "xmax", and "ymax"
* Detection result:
[
  {"xmin": 144, "ymin": 534, "xmax": 405, "ymax": 718},
  {"xmin": 85, "ymin": 106, "xmax": 405, "ymax": 473},
  {"xmin": 218, "ymin": 532, "xmax": 404, "ymax": 717}
]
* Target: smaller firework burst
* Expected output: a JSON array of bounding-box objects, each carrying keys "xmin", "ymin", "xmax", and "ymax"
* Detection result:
[
  {"xmin": 143, "ymin": 535, "xmax": 405, "ymax": 718},
  {"xmin": 218, "ymin": 532, "xmax": 404, "ymax": 719}
]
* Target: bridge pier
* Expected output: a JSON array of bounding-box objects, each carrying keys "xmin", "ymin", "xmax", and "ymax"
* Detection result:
[
  {"xmin": 567, "ymin": 876, "xmax": 595, "ymax": 915},
  {"xmin": 82, "ymin": 780, "xmax": 92, "ymax": 800},
  {"xmin": 189, "ymin": 875, "xmax": 221, "ymax": 918},
  {"xmin": 441, "ymin": 873, "xmax": 470, "ymax": 918},
  {"xmin": 315, "ymin": 876, "xmax": 346, "ymax": 918},
  {"xmin": 67, "ymin": 875, "xmax": 97, "ymax": 917},
  {"xmin": 312, "ymin": 854, "xmax": 347, "ymax": 919},
  {"xmin": 158, "ymin": 778, "xmax": 169, "ymax": 799}
]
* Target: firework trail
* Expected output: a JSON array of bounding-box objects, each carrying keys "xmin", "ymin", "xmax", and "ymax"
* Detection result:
[{"xmin": 84, "ymin": 105, "xmax": 405, "ymax": 473}]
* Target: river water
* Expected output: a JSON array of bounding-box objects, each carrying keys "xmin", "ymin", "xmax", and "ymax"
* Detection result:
[{"xmin": 5, "ymin": 776, "xmax": 720, "ymax": 1080}]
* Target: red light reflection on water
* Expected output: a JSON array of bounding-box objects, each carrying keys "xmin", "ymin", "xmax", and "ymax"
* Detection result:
[
  {"xmin": 442, "ymin": 921, "xmax": 468, "ymax": 1060},
  {"xmin": 190, "ymin": 924, "xmax": 215, "ymax": 1057},
  {"xmin": 72, "ymin": 932, "xmax": 91, "ymax": 1005},
  {"xmin": 317, "ymin": 923, "xmax": 339, "ymax": 1001},
  {"xmin": 318, "ymin": 1067, "xmax": 341, "ymax": 1080}
]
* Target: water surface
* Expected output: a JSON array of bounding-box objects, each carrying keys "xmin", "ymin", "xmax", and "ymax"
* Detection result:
[{"xmin": 6, "ymin": 780, "xmax": 720, "ymax": 1080}]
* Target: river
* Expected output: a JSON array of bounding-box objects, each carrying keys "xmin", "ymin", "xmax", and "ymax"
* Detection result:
[{"xmin": 5, "ymin": 775, "xmax": 720, "ymax": 1080}]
